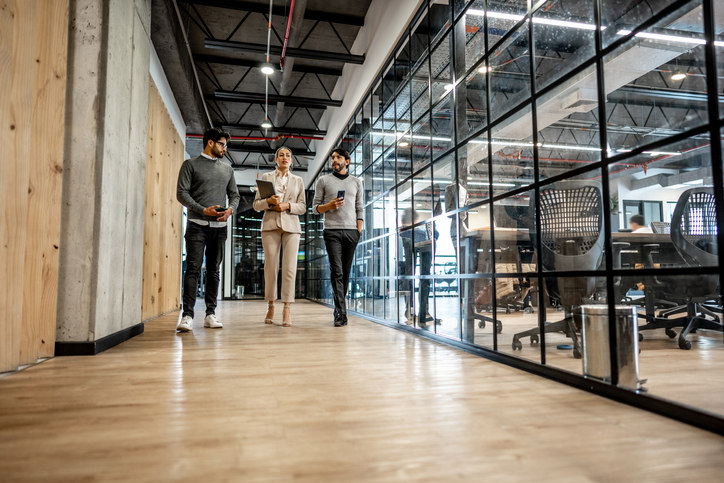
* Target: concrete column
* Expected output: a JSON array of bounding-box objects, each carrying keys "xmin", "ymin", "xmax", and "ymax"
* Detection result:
[{"xmin": 57, "ymin": 0, "xmax": 152, "ymax": 343}]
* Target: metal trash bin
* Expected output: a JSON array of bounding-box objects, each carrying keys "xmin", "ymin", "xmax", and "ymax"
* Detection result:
[{"xmin": 579, "ymin": 305, "xmax": 643, "ymax": 390}]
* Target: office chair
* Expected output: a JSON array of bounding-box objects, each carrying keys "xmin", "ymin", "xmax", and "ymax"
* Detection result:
[
  {"xmin": 638, "ymin": 187, "xmax": 723, "ymax": 349},
  {"xmin": 512, "ymin": 180, "xmax": 605, "ymax": 358}
]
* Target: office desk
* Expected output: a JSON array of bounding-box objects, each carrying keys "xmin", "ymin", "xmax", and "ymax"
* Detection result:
[{"xmin": 611, "ymin": 232, "xmax": 683, "ymax": 266}]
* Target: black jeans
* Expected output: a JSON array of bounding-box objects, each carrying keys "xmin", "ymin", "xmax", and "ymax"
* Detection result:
[
  {"xmin": 323, "ymin": 229, "xmax": 360, "ymax": 321},
  {"xmin": 182, "ymin": 222, "xmax": 227, "ymax": 318}
]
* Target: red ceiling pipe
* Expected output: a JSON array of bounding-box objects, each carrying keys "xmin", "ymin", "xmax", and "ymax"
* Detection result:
[
  {"xmin": 280, "ymin": 0, "xmax": 296, "ymax": 70},
  {"xmin": 187, "ymin": 133, "xmax": 323, "ymax": 142}
]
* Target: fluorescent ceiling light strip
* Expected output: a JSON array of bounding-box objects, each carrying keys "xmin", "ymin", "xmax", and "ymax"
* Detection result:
[
  {"xmin": 617, "ymin": 29, "xmax": 706, "ymax": 46},
  {"xmin": 472, "ymin": 140, "xmax": 600, "ymax": 152},
  {"xmin": 467, "ymin": 8, "xmax": 601, "ymax": 31}
]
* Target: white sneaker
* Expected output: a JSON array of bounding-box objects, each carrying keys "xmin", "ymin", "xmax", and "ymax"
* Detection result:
[
  {"xmin": 204, "ymin": 314, "xmax": 223, "ymax": 329},
  {"xmin": 176, "ymin": 315, "xmax": 193, "ymax": 332}
]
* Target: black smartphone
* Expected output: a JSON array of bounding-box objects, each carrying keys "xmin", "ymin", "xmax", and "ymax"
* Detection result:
[
  {"xmin": 214, "ymin": 206, "xmax": 227, "ymax": 212},
  {"xmin": 337, "ymin": 190, "xmax": 345, "ymax": 200}
]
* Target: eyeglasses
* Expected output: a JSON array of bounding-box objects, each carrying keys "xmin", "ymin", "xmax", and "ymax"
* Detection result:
[{"xmin": 215, "ymin": 141, "xmax": 228, "ymax": 148}]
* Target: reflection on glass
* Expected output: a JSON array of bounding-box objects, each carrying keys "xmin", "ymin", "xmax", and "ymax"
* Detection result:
[
  {"xmin": 412, "ymin": 117, "xmax": 432, "ymax": 172},
  {"xmin": 604, "ymin": 2, "xmax": 708, "ymax": 153},
  {"xmin": 462, "ymin": 66, "xmax": 488, "ymax": 140},
  {"xmin": 434, "ymin": 278, "xmax": 460, "ymax": 340},
  {"xmin": 432, "ymin": 92, "xmax": 454, "ymax": 158},
  {"xmin": 489, "ymin": 23, "xmax": 530, "ymax": 122},
  {"xmin": 430, "ymin": 32, "xmax": 453, "ymax": 103},
  {"xmin": 411, "ymin": 63, "xmax": 430, "ymax": 124},
  {"xmin": 491, "ymin": 105, "xmax": 534, "ymax": 193},
  {"xmin": 461, "ymin": 136, "xmax": 490, "ymax": 206},
  {"xmin": 459, "ymin": 1, "xmax": 487, "ymax": 73},
  {"xmin": 536, "ymin": 65, "xmax": 600, "ymax": 180},
  {"xmin": 533, "ymin": 0, "xmax": 595, "ymax": 90},
  {"xmin": 601, "ymin": 0, "xmax": 704, "ymax": 49}
]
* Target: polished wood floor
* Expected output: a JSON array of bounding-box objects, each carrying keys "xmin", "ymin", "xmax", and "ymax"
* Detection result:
[{"xmin": 1, "ymin": 300, "xmax": 723, "ymax": 482}]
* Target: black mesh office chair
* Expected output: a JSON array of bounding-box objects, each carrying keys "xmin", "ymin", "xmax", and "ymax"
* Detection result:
[
  {"xmin": 512, "ymin": 181, "xmax": 605, "ymax": 358},
  {"xmin": 638, "ymin": 187, "xmax": 723, "ymax": 349}
]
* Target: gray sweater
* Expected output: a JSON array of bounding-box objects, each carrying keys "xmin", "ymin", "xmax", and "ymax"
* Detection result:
[
  {"xmin": 312, "ymin": 173, "xmax": 363, "ymax": 229},
  {"xmin": 176, "ymin": 155, "xmax": 240, "ymax": 221}
]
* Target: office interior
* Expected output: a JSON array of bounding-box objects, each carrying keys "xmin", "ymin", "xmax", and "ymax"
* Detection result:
[
  {"xmin": 2, "ymin": 0, "xmax": 724, "ymax": 449},
  {"xmin": 229, "ymin": 0, "xmax": 724, "ymax": 426}
]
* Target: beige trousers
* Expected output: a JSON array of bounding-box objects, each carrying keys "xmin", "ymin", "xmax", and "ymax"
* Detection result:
[{"xmin": 261, "ymin": 229, "xmax": 301, "ymax": 303}]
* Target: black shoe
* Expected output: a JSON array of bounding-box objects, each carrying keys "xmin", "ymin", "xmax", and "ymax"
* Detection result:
[{"xmin": 334, "ymin": 316, "xmax": 348, "ymax": 327}]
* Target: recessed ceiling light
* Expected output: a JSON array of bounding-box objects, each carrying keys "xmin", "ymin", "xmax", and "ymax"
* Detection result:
[
  {"xmin": 443, "ymin": 83, "xmax": 454, "ymax": 91},
  {"xmin": 398, "ymin": 141, "xmax": 409, "ymax": 147},
  {"xmin": 477, "ymin": 65, "xmax": 489, "ymax": 73},
  {"xmin": 260, "ymin": 64, "xmax": 274, "ymax": 75},
  {"xmin": 260, "ymin": 120, "xmax": 272, "ymax": 129},
  {"xmin": 671, "ymin": 72, "xmax": 686, "ymax": 81}
]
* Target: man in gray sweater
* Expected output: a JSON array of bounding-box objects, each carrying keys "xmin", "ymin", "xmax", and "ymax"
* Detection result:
[
  {"xmin": 312, "ymin": 148, "xmax": 364, "ymax": 326},
  {"xmin": 176, "ymin": 127, "xmax": 240, "ymax": 332}
]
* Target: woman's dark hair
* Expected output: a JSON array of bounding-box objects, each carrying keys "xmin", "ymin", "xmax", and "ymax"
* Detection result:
[
  {"xmin": 331, "ymin": 147, "xmax": 350, "ymax": 160},
  {"xmin": 203, "ymin": 127, "xmax": 231, "ymax": 147}
]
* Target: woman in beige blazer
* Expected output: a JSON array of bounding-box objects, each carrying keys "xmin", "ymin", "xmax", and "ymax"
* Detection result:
[{"xmin": 253, "ymin": 147, "xmax": 306, "ymax": 326}]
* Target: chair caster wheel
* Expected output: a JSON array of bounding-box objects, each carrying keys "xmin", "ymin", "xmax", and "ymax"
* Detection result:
[
  {"xmin": 478, "ymin": 320, "xmax": 486, "ymax": 329},
  {"xmin": 496, "ymin": 321, "xmax": 503, "ymax": 334},
  {"xmin": 530, "ymin": 334, "xmax": 539, "ymax": 345},
  {"xmin": 638, "ymin": 333, "xmax": 643, "ymax": 342},
  {"xmin": 512, "ymin": 337, "xmax": 522, "ymax": 351},
  {"xmin": 665, "ymin": 328, "xmax": 677, "ymax": 339},
  {"xmin": 573, "ymin": 348, "xmax": 582, "ymax": 359},
  {"xmin": 678, "ymin": 337, "xmax": 692, "ymax": 350}
]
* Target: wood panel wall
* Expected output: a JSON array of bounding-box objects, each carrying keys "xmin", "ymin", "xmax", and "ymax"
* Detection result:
[
  {"xmin": 142, "ymin": 79, "xmax": 183, "ymax": 321},
  {"xmin": 0, "ymin": 1, "xmax": 69, "ymax": 372}
]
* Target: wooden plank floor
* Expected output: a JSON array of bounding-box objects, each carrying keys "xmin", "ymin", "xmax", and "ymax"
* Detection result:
[{"xmin": 1, "ymin": 300, "xmax": 723, "ymax": 482}]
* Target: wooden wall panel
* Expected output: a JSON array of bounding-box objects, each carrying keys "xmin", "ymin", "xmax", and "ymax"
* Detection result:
[
  {"xmin": 142, "ymin": 79, "xmax": 183, "ymax": 321},
  {"xmin": 0, "ymin": 1, "xmax": 69, "ymax": 372},
  {"xmin": 0, "ymin": 0, "xmax": 68, "ymax": 371}
]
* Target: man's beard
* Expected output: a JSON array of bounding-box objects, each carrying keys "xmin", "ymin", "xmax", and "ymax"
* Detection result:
[{"xmin": 333, "ymin": 163, "xmax": 345, "ymax": 173}]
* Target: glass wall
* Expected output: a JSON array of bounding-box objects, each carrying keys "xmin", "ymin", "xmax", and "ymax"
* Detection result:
[{"xmin": 306, "ymin": 0, "xmax": 724, "ymax": 423}]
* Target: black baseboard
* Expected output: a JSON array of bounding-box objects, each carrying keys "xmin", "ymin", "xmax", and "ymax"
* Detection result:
[{"xmin": 55, "ymin": 322, "xmax": 145, "ymax": 356}]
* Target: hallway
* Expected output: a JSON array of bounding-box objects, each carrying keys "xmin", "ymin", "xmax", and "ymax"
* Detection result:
[{"xmin": 1, "ymin": 300, "xmax": 722, "ymax": 481}]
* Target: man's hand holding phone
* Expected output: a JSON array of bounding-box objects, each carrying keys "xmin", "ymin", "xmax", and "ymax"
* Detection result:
[{"xmin": 204, "ymin": 205, "xmax": 230, "ymax": 221}]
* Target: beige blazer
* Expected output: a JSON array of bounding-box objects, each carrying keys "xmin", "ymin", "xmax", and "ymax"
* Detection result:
[{"xmin": 253, "ymin": 171, "xmax": 306, "ymax": 234}]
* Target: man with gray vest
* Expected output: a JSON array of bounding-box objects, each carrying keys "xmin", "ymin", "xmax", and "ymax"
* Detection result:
[
  {"xmin": 176, "ymin": 127, "xmax": 240, "ymax": 332},
  {"xmin": 313, "ymin": 148, "xmax": 364, "ymax": 327}
]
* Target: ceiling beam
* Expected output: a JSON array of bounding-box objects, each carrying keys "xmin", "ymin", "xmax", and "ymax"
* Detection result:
[
  {"xmin": 222, "ymin": 123, "xmax": 326, "ymax": 136},
  {"xmin": 209, "ymin": 90, "xmax": 342, "ymax": 108},
  {"xmin": 205, "ymin": 39, "xmax": 365, "ymax": 64},
  {"xmin": 181, "ymin": 0, "xmax": 365, "ymax": 26},
  {"xmin": 193, "ymin": 54, "xmax": 342, "ymax": 76},
  {"xmin": 228, "ymin": 143, "xmax": 316, "ymax": 156}
]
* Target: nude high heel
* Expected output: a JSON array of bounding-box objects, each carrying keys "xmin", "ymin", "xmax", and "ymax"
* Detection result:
[
  {"xmin": 282, "ymin": 304, "xmax": 292, "ymax": 327},
  {"xmin": 264, "ymin": 302, "xmax": 274, "ymax": 324}
]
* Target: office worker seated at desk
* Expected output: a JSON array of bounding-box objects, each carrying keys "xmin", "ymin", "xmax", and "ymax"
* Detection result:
[{"xmin": 629, "ymin": 214, "xmax": 653, "ymax": 233}]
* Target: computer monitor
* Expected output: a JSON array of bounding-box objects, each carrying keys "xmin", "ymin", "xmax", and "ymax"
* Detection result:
[{"xmin": 650, "ymin": 221, "xmax": 671, "ymax": 234}]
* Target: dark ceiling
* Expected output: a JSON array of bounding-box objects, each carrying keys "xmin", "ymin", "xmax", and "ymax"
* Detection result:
[{"xmin": 151, "ymin": 0, "xmax": 373, "ymax": 172}]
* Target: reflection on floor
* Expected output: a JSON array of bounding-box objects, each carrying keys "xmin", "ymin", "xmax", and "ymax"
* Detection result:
[
  {"xmin": 1, "ymin": 299, "xmax": 722, "ymax": 480},
  {"xmin": 350, "ymin": 295, "xmax": 724, "ymax": 416}
]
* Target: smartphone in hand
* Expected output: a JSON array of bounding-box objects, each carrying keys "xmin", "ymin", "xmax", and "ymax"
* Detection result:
[
  {"xmin": 214, "ymin": 206, "xmax": 228, "ymax": 212},
  {"xmin": 337, "ymin": 190, "xmax": 345, "ymax": 200}
]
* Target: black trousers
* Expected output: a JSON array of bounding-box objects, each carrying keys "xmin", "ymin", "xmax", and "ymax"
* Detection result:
[
  {"xmin": 323, "ymin": 229, "xmax": 360, "ymax": 320},
  {"xmin": 182, "ymin": 222, "xmax": 227, "ymax": 318}
]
